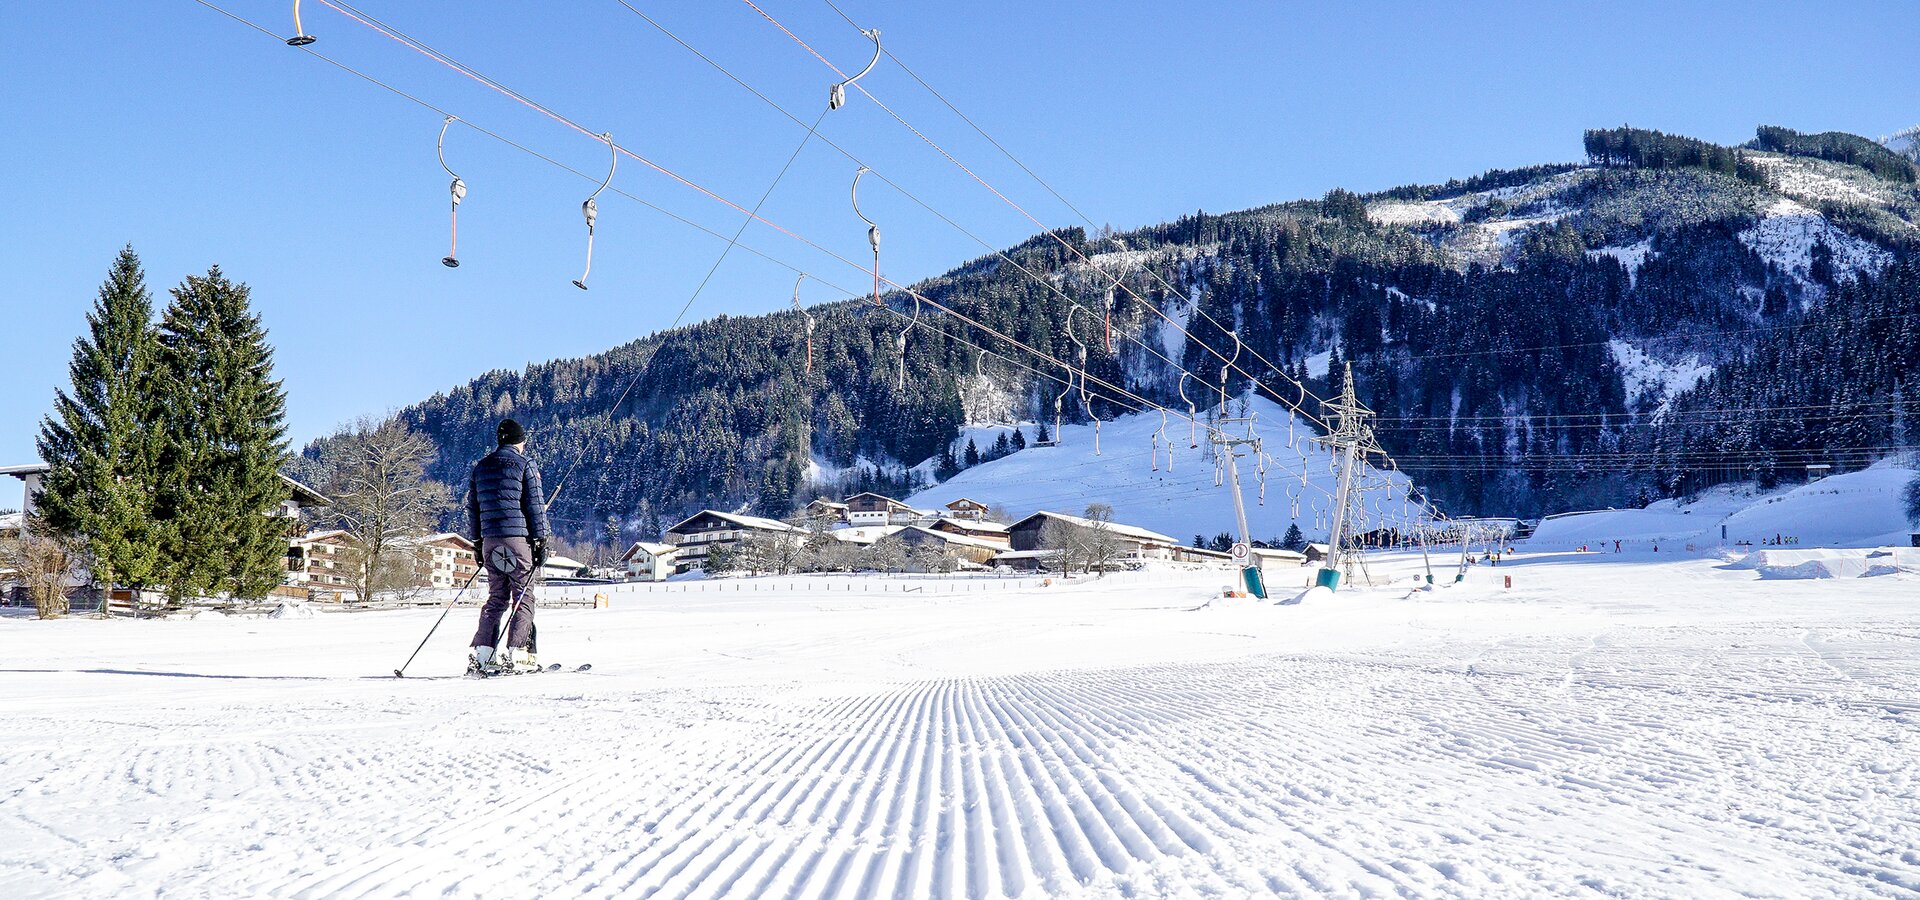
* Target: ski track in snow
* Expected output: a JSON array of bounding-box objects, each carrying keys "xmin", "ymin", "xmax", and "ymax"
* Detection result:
[{"xmin": 3, "ymin": 563, "xmax": 1919, "ymax": 898}]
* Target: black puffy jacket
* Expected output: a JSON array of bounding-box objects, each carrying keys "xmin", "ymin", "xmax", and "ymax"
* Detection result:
[{"xmin": 467, "ymin": 446, "xmax": 552, "ymax": 541}]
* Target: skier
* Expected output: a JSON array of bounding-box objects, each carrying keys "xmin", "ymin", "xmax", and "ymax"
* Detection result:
[{"xmin": 466, "ymin": 418, "xmax": 551, "ymax": 676}]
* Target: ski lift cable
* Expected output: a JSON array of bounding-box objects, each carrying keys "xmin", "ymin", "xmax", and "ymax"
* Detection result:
[
  {"xmin": 762, "ymin": 0, "xmax": 1339, "ymax": 425},
  {"xmin": 197, "ymin": 0, "xmax": 861, "ymax": 297},
  {"xmin": 314, "ymin": 0, "xmax": 1335, "ymax": 447},
  {"xmin": 435, "ymin": 115, "xmax": 466, "ymax": 268},
  {"xmin": 316, "ymin": 0, "xmax": 1411, "ymax": 516},
  {"xmin": 215, "ymin": 0, "xmax": 1356, "ymax": 501},
  {"xmin": 815, "ymin": 0, "xmax": 1337, "ymax": 423}
]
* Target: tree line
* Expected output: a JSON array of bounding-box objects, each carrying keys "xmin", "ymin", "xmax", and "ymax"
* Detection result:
[{"xmin": 11, "ymin": 248, "xmax": 290, "ymax": 615}]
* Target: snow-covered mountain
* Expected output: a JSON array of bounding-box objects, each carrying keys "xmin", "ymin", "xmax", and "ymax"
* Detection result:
[{"xmin": 380, "ymin": 124, "xmax": 1920, "ymax": 539}]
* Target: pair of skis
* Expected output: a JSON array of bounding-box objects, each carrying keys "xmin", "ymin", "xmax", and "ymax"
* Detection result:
[{"xmin": 467, "ymin": 661, "xmax": 593, "ymax": 679}]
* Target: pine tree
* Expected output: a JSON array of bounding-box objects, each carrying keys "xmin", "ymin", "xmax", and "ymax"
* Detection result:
[
  {"xmin": 1036, "ymin": 423, "xmax": 1051, "ymax": 445},
  {"xmin": 963, "ymin": 438, "xmax": 981, "ymax": 467},
  {"xmin": 35, "ymin": 246, "xmax": 166, "ymax": 599},
  {"xmin": 1010, "ymin": 428, "xmax": 1026, "ymax": 451},
  {"xmin": 1280, "ymin": 523, "xmax": 1306, "ymax": 552},
  {"xmin": 155, "ymin": 266, "xmax": 291, "ymax": 602}
]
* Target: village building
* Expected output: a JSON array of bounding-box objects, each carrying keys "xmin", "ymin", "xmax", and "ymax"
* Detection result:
[
  {"xmin": 619, "ymin": 541, "xmax": 679, "ymax": 582},
  {"xmin": 407, "ymin": 533, "xmax": 481, "ymax": 590},
  {"xmin": 664, "ymin": 510, "xmax": 797, "ymax": 572},
  {"xmin": 943, "ymin": 498, "xmax": 990, "ymax": 521},
  {"xmin": 927, "ymin": 516, "xmax": 1010, "ymax": 545},
  {"xmin": 540, "ymin": 554, "xmax": 589, "ymax": 580},
  {"xmin": 1006, "ymin": 511, "xmax": 1180, "ymax": 563},
  {"xmin": 829, "ymin": 524, "xmax": 903, "ymax": 547},
  {"xmin": 843, "ymin": 492, "xmax": 928, "ymax": 527},
  {"xmin": 804, "ymin": 498, "xmax": 849, "ymax": 525},
  {"xmin": 878, "ymin": 524, "xmax": 1004, "ymax": 568},
  {"xmin": 991, "ymin": 549, "xmax": 1064, "ymax": 573},
  {"xmin": 286, "ymin": 529, "xmax": 359, "ymax": 597},
  {"xmin": 1172, "ymin": 544, "xmax": 1235, "ymax": 566}
]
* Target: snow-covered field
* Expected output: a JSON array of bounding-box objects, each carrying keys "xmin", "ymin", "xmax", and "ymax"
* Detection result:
[
  {"xmin": 4, "ymin": 553, "xmax": 1918, "ymax": 898},
  {"xmin": 1532, "ymin": 464, "xmax": 1918, "ymax": 551}
]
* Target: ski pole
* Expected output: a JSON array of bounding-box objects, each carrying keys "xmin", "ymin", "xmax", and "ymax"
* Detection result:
[{"xmin": 393, "ymin": 566, "xmax": 484, "ymax": 678}]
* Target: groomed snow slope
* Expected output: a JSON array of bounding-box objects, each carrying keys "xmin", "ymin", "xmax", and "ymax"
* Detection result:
[
  {"xmin": 3, "ymin": 558, "xmax": 1918, "ymax": 897},
  {"xmin": 1530, "ymin": 464, "xmax": 1917, "ymax": 549},
  {"xmin": 910, "ymin": 397, "xmax": 1414, "ymax": 542}
]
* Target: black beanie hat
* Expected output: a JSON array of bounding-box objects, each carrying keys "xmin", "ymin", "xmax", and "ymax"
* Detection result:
[{"xmin": 497, "ymin": 418, "xmax": 526, "ymax": 445}]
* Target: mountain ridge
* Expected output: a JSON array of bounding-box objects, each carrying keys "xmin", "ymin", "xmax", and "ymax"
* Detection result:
[{"xmin": 313, "ymin": 123, "xmax": 1920, "ymax": 544}]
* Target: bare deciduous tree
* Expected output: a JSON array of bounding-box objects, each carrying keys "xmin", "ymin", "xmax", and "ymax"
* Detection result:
[
  {"xmin": 0, "ymin": 518, "xmax": 82, "ymax": 618},
  {"xmin": 318, "ymin": 416, "xmax": 451, "ymax": 603}
]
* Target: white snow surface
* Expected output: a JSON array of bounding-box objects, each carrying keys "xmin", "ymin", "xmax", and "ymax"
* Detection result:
[
  {"xmin": 1737, "ymin": 197, "xmax": 1893, "ymax": 284},
  {"xmin": 4, "ymin": 552, "xmax": 1919, "ymax": 898},
  {"xmin": 911, "ymin": 397, "xmax": 1416, "ymax": 542},
  {"xmin": 1529, "ymin": 464, "xmax": 1919, "ymax": 550},
  {"xmin": 1607, "ymin": 339, "xmax": 1711, "ymax": 410},
  {"xmin": 1585, "ymin": 237, "xmax": 1654, "ymax": 284}
]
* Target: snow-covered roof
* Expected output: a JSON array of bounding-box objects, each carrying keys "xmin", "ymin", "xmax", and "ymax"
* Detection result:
[
  {"xmin": 1011, "ymin": 511, "xmax": 1177, "ymax": 545},
  {"xmin": 896, "ymin": 525, "xmax": 1006, "ymax": 552},
  {"xmin": 994, "ymin": 549, "xmax": 1064, "ymax": 560},
  {"xmin": 831, "ymin": 525, "xmax": 904, "ymax": 545},
  {"xmin": 297, "ymin": 529, "xmax": 356, "ymax": 544},
  {"xmin": 934, "ymin": 517, "xmax": 1008, "ymax": 533},
  {"xmin": 543, "ymin": 555, "xmax": 587, "ymax": 570},
  {"xmin": 621, "ymin": 541, "xmax": 677, "ymax": 561},
  {"xmin": 413, "ymin": 533, "xmax": 473, "ymax": 549},
  {"xmin": 667, "ymin": 510, "xmax": 796, "ymax": 534},
  {"xmin": 1251, "ymin": 547, "xmax": 1307, "ymax": 561}
]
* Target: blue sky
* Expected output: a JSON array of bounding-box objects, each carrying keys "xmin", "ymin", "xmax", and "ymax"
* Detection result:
[{"xmin": 1, "ymin": 1, "xmax": 1912, "ymax": 472}]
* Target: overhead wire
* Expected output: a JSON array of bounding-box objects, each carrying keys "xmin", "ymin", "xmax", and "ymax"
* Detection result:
[{"xmin": 205, "ymin": 0, "xmax": 1389, "ymax": 522}]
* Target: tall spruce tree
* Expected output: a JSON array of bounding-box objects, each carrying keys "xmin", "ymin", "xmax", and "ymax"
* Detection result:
[
  {"xmin": 155, "ymin": 266, "xmax": 291, "ymax": 602},
  {"xmin": 36, "ymin": 246, "xmax": 166, "ymax": 598}
]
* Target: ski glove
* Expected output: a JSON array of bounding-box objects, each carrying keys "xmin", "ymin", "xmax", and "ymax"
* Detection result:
[{"xmin": 531, "ymin": 537, "xmax": 548, "ymax": 567}]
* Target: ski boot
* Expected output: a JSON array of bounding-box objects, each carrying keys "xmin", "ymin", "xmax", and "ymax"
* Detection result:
[
  {"xmin": 466, "ymin": 646, "xmax": 502, "ymax": 679},
  {"xmin": 506, "ymin": 647, "xmax": 542, "ymax": 675}
]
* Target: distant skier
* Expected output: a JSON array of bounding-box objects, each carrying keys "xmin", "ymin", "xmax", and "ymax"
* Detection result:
[{"xmin": 466, "ymin": 418, "xmax": 551, "ymax": 676}]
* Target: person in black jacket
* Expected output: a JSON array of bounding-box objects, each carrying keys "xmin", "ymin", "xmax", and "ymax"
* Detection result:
[{"xmin": 466, "ymin": 418, "xmax": 551, "ymax": 675}]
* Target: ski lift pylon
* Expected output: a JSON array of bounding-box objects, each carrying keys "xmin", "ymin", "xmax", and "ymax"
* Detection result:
[
  {"xmin": 437, "ymin": 116, "xmax": 466, "ymax": 268},
  {"xmin": 572, "ymin": 132, "xmax": 615, "ymax": 290},
  {"xmin": 286, "ymin": 0, "xmax": 316, "ymax": 45},
  {"xmin": 829, "ymin": 28, "xmax": 882, "ymax": 111}
]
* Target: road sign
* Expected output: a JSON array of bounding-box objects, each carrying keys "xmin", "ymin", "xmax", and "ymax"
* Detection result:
[{"xmin": 1230, "ymin": 542, "xmax": 1250, "ymax": 562}]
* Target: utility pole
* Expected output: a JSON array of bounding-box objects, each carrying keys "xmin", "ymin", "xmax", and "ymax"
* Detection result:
[
  {"xmin": 1212, "ymin": 417, "xmax": 1266, "ymax": 599},
  {"xmin": 1315, "ymin": 363, "xmax": 1378, "ymax": 591}
]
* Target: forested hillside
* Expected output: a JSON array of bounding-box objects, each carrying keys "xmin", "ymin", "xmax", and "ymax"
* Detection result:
[{"xmin": 331, "ymin": 125, "xmax": 1920, "ymax": 542}]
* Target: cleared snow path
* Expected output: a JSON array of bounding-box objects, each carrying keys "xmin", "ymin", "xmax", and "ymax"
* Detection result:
[{"xmin": 2, "ymin": 560, "xmax": 1917, "ymax": 897}]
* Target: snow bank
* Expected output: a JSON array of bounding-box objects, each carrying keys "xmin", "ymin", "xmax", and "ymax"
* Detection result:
[
  {"xmin": 1730, "ymin": 547, "xmax": 1917, "ymax": 580},
  {"xmin": 268, "ymin": 601, "xmax": 315, "ymax": 619}
]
